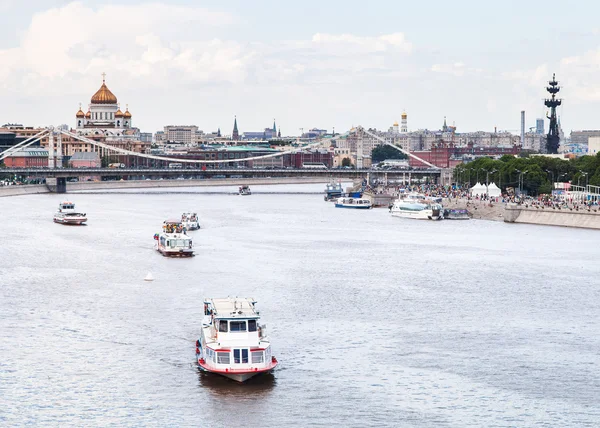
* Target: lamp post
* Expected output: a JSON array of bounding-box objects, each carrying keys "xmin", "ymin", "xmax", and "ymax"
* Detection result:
[
  {"xmin": 545, "ymin": 169, "xmax": 554, "ymax": 188},
  {"xmin": 517, "ymin": 169, "xmax": 528, "ymax": 194},
  {"xmin": 486, "ymin": 169, "xmax": 497, "ymax": 198}
]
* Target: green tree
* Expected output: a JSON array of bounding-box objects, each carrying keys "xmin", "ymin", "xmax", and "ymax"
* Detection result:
[
  {"xmin": 341, "ymin": 157, "xmax": 352, "ymax": 167},
  {"xmin": 371, "ymin": 144, "xmax": 407, "ymax": 163}
]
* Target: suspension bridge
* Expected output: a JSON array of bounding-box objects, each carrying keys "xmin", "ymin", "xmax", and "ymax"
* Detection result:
[{"xmin": 0, "ymin": 126, "xmax": 448, "ymax": 193}]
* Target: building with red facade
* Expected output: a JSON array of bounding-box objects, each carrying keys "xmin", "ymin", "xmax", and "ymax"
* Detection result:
[
  {"xmin": 409, "ymin": 142, "xmax": 520, "ymax": 168},
  {"xmin": 3, "ymin": 148, "xmax": 48, "ymax": 167}
]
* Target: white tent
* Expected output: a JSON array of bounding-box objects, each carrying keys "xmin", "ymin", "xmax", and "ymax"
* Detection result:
[
  {"xmin": 470, "ymin": 182, "xmax": 487, "ymax": 196},
  {"xmin": 487, "ymin": 182, "xmax": 501, "ymax": 197}
]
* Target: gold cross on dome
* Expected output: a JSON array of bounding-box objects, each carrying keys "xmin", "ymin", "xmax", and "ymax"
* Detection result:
[{"xmin": 102, "ymin": 72, "xmax": 106, "ymax": 82}]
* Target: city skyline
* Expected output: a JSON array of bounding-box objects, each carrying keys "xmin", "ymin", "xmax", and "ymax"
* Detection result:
[{"xmin": 1, "ymin": 1, "xmax": 600, "ymax": 134}]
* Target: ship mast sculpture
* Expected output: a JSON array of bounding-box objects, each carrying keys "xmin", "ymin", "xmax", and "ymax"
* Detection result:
[{"xmin": 544, "ymin": 73, "xmax": 562, "ymax": 154}]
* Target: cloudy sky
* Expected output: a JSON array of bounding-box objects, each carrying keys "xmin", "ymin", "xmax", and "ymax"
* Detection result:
[{"xmin": 1, "ymin": 0, "xmax": 599, "ymax": 136}]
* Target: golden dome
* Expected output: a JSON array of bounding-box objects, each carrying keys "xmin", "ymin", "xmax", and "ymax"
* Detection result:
[
  {"xmin": 76, "ymin": 106, "xmax": 85, "ymax": 118},
  {"xmin": 91, "ymin": 75, "xmax": 117, "ymax": 104},
  {"xmin": 393, "ymin": 121, "xmax": 399, "ymax": 127},
  {"xmin": 115, "ymin": 107, "xmax": 124, "ymax": 117},
  {"xmin": 85, "ymin": 109, "xmax": 91, "ymax": 118},
  {"xmin": 401, "ymin": 111, "xmax": 407, "ymax": 119},
  {"xmin": 123, "ymin": 107, "xmax": 132, "ymax": 118}
]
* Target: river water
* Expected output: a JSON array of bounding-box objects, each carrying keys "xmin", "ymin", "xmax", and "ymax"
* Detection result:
[{"xmin": 0, "ymin": 184, "xmax": 599, "ymax": 427}]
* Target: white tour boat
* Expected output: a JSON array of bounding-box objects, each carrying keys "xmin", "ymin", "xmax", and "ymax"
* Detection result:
[
  {"xmin": 181, "ymin": 212, "xmax": 200, "ymax": 230},
  {"xmin": 196, "ymin": 297, "xmax": 278, "ymax": 383},
  {"xmin": 239, "ymin": 185, "xmax": 251, "ymax": 196},
  {"xmin": 153, "ymin": 220, "xmax": 194, "ymax": 257},
  {"xmin": 335, "ymin": 197, "xmax": 372, "ymax": 209},
  {"xmin": 389, "ymin": 199, "xmax": 443, "ymax": 220},
  {"xmin": 53, "ymin": 201, "xmax": 87, "ymax": 225}
]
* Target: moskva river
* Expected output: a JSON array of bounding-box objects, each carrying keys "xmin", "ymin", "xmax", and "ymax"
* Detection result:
[{"xmin": 1, "ymin": 184, "xmax": 599, "ymax": 427}]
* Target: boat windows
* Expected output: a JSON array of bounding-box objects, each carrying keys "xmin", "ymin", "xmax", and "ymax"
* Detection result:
[
  {"xmin": 218, "ymin": 320, "xmax": 228, "ymax": 332},
  {"xmin": 230, "ymin": 321, "xmax": 246, "ymax": 332},
  {"xmin": 233, "ymin": 349, "xmax": 249, "ymax": 364},
  {"xmin": 217, "ymin": 352, "xmax": 230, "ymax": 364},
  {"xmin": 251, "ymin": 350, "xmax": 264, "ymax": 364},
  {"xmin": 248, "ymin": 320, "xmax": 257, "ymax": 332}
]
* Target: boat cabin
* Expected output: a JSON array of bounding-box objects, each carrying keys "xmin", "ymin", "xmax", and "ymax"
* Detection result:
[
  {"xmin": 201, "ymin": 297, "xmax": 270, "ymax": 365},
  {"xmin": 58, "ymin": 201, "xmax": 76, "ymax": 211}
]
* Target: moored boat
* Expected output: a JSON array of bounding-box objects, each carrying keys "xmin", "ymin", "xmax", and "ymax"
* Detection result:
[
  {"xmin": 390, "ymin": 199, "xmax": 443, "ymax": 220},
  {"xmin": 443, "ymin": 208, "xmax": 470, "ymax": 220},
  {"xmin": 181, "ymin": 212, "xmax": 200, "ymax": 230},
  {"xmin": 239, "ymin": 185, "xmax": 251, "ymax": 196},
  {"xmin": 334, "ymin": 197, "xmax": 372, "ymax": 209},
  {"xmin": 53, "ymin": 201, "xmax": 87, "ymax": 225},
  {"xmin": 154, "ymin": 220, "xmax": 194, "ymax": 257},
  {"xmin": 324, "ymin": 181, "xmax": 344, "ymax": 201},
  {"xmin": 196, "ymin": 297, "xmax": 278, "ymax": 383}
]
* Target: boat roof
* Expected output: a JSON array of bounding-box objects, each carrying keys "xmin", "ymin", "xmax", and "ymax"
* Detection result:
[
  {"xmin": 205, "ymin": 297, "xmax": 259, "ymax": 319},
  {"xmin": 164, "ymin": 219, "xmax": 183, "ymax": 224}
]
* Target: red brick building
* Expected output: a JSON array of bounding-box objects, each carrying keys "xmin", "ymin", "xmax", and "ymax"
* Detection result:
[
  {"xmin": 3, "ymin": 148, "xmax": 48, "ymax": 167},
  {"xmin": 409, "ymin": 142, "xmax": 519, "ymax": 168}
]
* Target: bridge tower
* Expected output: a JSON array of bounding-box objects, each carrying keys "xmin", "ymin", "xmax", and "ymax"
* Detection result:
[
  {"xmin": 356, "ymin": 127, "xmax": 364, "ymax": 169},
  {"xmin": 47, "ymin": 131, "xmax": 55, "ymax": 168},
  {"xmin": 56, "ymin": 132, "xmax": 63, "ymax": 168},
  {"xmin": 544, "ymin": 73, "xmax": 562, "ymax": 154}
]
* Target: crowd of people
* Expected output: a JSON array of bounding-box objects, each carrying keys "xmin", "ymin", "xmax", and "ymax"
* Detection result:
[{"xmin": 364, "ymin": 181, "xmax": 600, "ymax": 210}]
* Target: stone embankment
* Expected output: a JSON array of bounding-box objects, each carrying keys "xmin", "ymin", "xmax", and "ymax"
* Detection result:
[{"xmin": 504, "ymin": 203, "xmax": 600, "ymax": 229}]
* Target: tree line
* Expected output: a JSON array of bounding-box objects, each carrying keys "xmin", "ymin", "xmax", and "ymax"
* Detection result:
[{"xmin": 454, "ymin": 153, "xmax": 600, "ymax": 195}]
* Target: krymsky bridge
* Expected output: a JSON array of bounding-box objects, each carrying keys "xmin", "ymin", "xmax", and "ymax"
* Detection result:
[{"xmin": 1, "ymin": 126, "xmax": 447, "ymax": 193}]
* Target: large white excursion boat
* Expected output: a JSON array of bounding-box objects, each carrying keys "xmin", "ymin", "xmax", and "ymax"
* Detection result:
[
  {"xmin": 196, "ymin": 297, "xmax": 278, "ymax": 383},
  {"xmin": 335, "ymin": 197, "xmax": 372, "ymax": 209},
  {"xmin": 181, "ymin": 212, "xmax": 200, "ymax": 230},
  {"xmin": 153, "ymin": 220, "xmax": 194, "ymax": 257},
  {"xmin": 239, "ymin": 185, "xmax": 251, "ymax": 196},
  {"xmin": 53, "ymin": 201, "xmax": 87, "ymax": 225},
  {"xmin": 390, "ymin": 199, "xmax": 443, "ymax": 220}
]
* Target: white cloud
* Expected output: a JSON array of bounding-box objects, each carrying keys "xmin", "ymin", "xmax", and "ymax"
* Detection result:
[
  {"xmin": 311, "ymin": 32, "xmax": 413, "ymax": 54},
  {"xmin": 431, "ymin": 62, "xmax": 482, "ymax": 77},
  {"xmin": 0, "ymin": 1, "xmax": 242, "ymax": 94}
]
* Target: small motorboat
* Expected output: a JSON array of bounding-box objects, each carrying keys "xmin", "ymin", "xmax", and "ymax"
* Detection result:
[
  {"xmin": 239, "ymin": 185, "xmax": 251, "ymax": 196},
  {"xmin": 53, "ymin": 201, "xmax": 87, "ymax": 225},
  {"xmin": 334, "ymin": 197, "xmax": 372, "ymax": 209}
]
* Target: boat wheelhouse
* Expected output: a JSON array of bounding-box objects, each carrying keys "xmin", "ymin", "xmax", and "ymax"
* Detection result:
[
  {"xmin": 196, "ymin": 297, "xmax": 278, "ymax": 383},
  {"xmin": 390, "ymin": 200, "xmax": 443, "ymax": 220},
  {"xmin": 324, "ymin": 182, "xmax": 344, "ymax": 201},
  {"xmin": 181, "ymin": 212, "xmax": 200, "ymax": 230},
  {"xmin": 53, "ymin": 201, "xmax": 87, "ymax": 225},
  {"xmin": 239, "ymin": 185, "xmax": 251, "ymax": 196},
  {"xmin": 154, "ymin": 219, "xmax": 194, "ymax": 257},
  {"xmin": 334, "ymin": 197, "xmax": 372, "ymax": 209}
]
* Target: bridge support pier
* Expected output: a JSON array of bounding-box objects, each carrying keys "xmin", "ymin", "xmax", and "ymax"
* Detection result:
[{"xmin": 46, "ymin": 177, "xmax": 67, "ymax": 193}]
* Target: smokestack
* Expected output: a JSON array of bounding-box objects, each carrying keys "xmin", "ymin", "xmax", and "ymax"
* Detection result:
[{"xmin": 520, "ymin": 111, "xmax": 525, "ymax": 146}]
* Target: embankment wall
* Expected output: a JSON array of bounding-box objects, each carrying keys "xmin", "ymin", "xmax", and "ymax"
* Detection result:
[
  {"xmin": 504, "ymin": 204, "xmax": 600, "ymax": 230},
  {"xmin": 0, "ymin": 177, "xmax": 334, "ymax": 197}
]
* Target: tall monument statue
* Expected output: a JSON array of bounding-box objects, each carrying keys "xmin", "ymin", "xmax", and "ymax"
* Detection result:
[{"xmin": 544, "ymin": 74, "xmax": 562, "ymax": 154}]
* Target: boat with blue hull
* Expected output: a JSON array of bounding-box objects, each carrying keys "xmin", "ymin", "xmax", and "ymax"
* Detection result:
[{"xmin": 335, "ymin": 197, "xmax": 372, "ymax": 209}]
